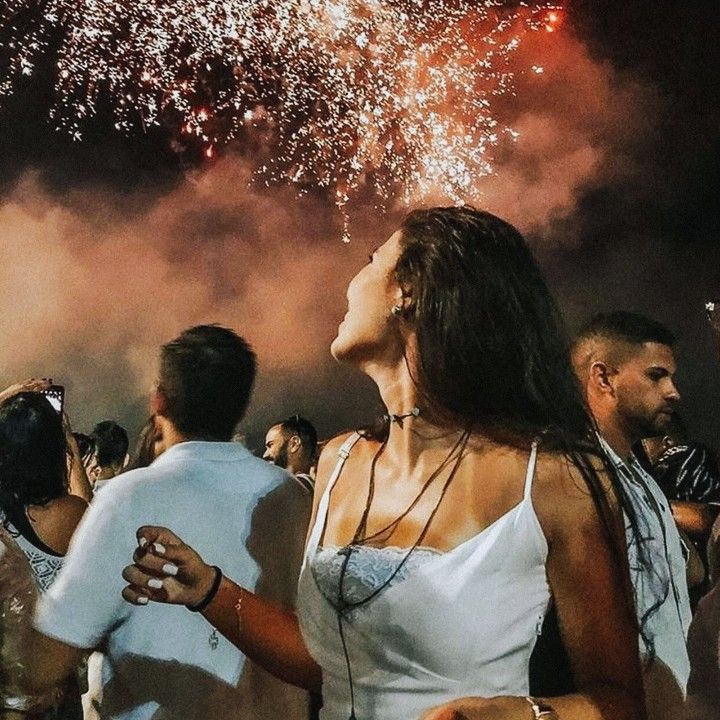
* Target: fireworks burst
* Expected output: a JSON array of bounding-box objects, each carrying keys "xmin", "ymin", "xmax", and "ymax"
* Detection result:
[{"xmin": 0, "ymin": 0, "xmax": 562, "ymax": 235}]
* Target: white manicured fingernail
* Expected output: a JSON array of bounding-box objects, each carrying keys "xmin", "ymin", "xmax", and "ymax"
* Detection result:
[
  {"xmin": 137, "ymin": 596, "xmax": 149, "ymax": 605},
  {"xmin": 162, "ymin": 563, "xmax": 179, "ymax": 576},
  {"xmin": 138, "ymin": 537, "xmax": 148, "ymax": 548},
  {"xmin": 148, "ymin": 578, "xmax": 164, "ymax": 590},
  {"xmin": 153, "ymin": 542, "xmax": 166, "ymax": 555}
]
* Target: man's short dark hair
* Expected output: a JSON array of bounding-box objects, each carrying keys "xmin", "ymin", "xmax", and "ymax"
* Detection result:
[
  {"xmin": 90, "ymin": 421, "xmax": 129, "ymax": 469},
  {"xmin": 280, "ymin": 415, "xmax": 318, "ymax": 461},
  {"xmin": 73, "ymin": 432, "xmax": 95, "ymax": 462},
  {"xmin": 575, "ymin": 311, "xmax": 675, "ymax": 349},
  {"xmin": 159, "ymin": 325, "xmax": 257, "ymax": 441}
]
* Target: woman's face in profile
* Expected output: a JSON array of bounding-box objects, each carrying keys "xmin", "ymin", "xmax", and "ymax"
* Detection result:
[{"xmin": 330, "ymin": 230, "xmax": 405, "ymax": 365}]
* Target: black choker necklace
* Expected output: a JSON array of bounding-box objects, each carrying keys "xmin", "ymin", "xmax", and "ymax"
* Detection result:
[{"xmin": 384, "ymin": 407, "xmax": 421, "ymax": 425}]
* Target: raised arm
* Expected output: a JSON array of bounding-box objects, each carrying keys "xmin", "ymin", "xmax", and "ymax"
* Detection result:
[{"xmin": 63, "ymin": 416, "xmax": 93, "ymax": 502}]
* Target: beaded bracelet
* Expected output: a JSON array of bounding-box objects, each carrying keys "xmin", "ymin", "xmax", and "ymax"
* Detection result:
[
  {"xmin": 525, "ymin": 697, "xmax": 558, "ymax": 719},
  {"xmin": 235, "ymin": 587, "xmax": 244, "ymax": 627},
  {"xmin": 187, "ymin": 565, "xmax": 222, "ymax": 612}
]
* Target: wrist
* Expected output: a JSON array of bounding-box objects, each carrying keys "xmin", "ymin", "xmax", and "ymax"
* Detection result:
[
  {"xmin": 525, "ymin": 697, "xmax": 558, "ymax": 720},
  {"xmin": 187, "ymin": 565, "xmax": 222, "ymax": 611}
]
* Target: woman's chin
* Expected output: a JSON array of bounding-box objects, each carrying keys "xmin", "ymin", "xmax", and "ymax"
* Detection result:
[
  {"xmin": 330, "ymin": 335, "xmax": 347, "ymax": 362},
  {"xmin": 330, "ymin": 329, "xmax": 361, "ymax": 363}
]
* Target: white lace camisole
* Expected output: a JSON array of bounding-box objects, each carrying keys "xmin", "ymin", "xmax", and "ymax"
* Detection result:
[{"xmin": 296, "ymin": 433, "xmax": 550, "ymax": 720}]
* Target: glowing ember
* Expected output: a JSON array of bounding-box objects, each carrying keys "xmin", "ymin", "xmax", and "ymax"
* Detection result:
[{"xmin": 0, "ymin": 1, "xmax": 562, "ymax": 232}]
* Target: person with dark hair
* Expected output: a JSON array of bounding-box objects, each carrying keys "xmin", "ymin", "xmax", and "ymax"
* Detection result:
[
  {"xmin": 0, "ymin": 392, "xmax": 88, "ymax": 591},
  {"xmin": 636, "ymin": 413, "xmax": 720, "ymax": 541},
  {"xmin": 0, "ymin": 390, "xmax": 88, "ymax": 719},
  {"xmin": 72, "ymin": 432, "xmax": 95, "ymax": 465},
  {"xmin": 123, "ymin": 416, "xmax": 165, "ymax": 472},
  {"xmin": 87, "ymin": 420, "xmax": 130, "ymax": 492},
  {"xmin": 263, "ymin": 415, "xmax": 318, "ymax": 493},
  {"xmin": 121, "ymin": 208, "xmax": 647, "ymax": 720},
  {"xmin": 23, "ymin": 325, "xmax": 311, "ymax": 720},
  {"xmin": 572, "ymin": 310, "xmax": 691, "ymax": 720}
]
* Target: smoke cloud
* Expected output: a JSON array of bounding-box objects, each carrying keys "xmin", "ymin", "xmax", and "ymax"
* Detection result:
[{"xmin": 1, "ymin": 26, "xmax": 705, "ymax": 451}]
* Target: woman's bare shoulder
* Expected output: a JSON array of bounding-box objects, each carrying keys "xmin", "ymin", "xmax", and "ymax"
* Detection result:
[
  {"xmin": 29, "ymin": 494, "xmax": 87, "ymax": 554},
  {"xmin": 532, "ymin": 450, "xmax": 616, "ymax": 538},
  {"xmin": 319, "ymin": 431, "xmax": 361, "ymax": 458},
  {"xmin": 312, "ymin": 431, "xmax": 372, "ymax": 496}
]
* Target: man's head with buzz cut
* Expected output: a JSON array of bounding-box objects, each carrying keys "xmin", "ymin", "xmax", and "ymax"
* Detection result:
[{"xmin": 572, "ymin": 311, "xmax": 681, "ymax": 459}]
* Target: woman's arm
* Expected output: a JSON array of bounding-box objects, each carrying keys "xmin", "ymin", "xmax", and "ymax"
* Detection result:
[
  {"xmin": 63, "ymin": 414, "xmax": 93, "ymax": 502},
  {"xmin": 0, "ymin": 378, "xmax": 50, "ymax": 404},
  {"xmin": 122, "ymin": 530, "xmax": 320, "ymax": 690},
  {"xmin": 420, "ymin": 455, "xmax": 646, "ymax": 720}
]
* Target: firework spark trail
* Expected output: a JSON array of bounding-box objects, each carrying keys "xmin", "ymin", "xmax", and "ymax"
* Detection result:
[{"xmin": 0, "ymin": 0, "xmax": 562, "ymax": 233}]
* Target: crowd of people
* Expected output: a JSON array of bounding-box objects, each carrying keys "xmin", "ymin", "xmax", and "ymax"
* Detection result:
[{"xmin": 1, "ymin": 206, "xmax": 720, "ymax": 720}]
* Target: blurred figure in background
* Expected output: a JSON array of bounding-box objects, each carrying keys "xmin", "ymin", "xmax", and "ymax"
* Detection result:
[
  {"xmin": 684, "ymin": 516, "xmax": 720, "ymax": 720},
  {"xmin": 0, "ymin": 387, "xmax": 88, "ymax": 718},
  {"xmin": 87, "ymin": 421, "xmax": 129, "ymax": 492},
  {"xmin": 636, "ymin": 413, "xmax": 720, "ymax": 601},
  {"xmin": 263, "ymin": 415, "xmax": 317, "ymax": 494},
  {"xmin": 1, "ymin": 527, "xmax": 68, "ymax": 719},
  {"xmin": 0, "ymin": 391, "xmax": 88, "ymax": 590},
  {"xmin": 123, "ymin": 417, "xmax": 165, "ymax": 472}
]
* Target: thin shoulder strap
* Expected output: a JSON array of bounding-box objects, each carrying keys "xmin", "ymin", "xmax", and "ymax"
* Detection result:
[
  {"xmin": 306, "ymin": 432, "xmax": 362, "ymax": 553},
  {"xmin": 523, "ymin": 441, "xmax": 539, "ymax": 501}
]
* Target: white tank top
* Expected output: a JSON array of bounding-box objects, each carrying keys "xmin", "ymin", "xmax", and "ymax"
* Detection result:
[{"xmin": 297, "ymin": 433, "xmax": 550, "ymax": 720}]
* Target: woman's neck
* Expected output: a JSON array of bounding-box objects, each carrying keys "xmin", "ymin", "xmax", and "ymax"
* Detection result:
[{"xmin": 365, "ymin": 360, "xmax": 464, "ymax": 473}]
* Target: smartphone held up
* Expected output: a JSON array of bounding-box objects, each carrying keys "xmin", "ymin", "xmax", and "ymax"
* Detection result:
[{"xmin": 41, "ymin": 385, "xmax": 65, "ymax": 414}]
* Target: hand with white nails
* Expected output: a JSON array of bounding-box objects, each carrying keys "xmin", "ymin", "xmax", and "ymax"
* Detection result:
[{"xmin": 121, "ymin": 526, "xmax": 218, "ymax": 608}]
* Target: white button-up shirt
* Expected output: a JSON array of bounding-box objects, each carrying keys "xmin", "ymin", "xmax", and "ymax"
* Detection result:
[{"xmin": 601, "ymin": 437, "xmax": 691, "ymax": 720}]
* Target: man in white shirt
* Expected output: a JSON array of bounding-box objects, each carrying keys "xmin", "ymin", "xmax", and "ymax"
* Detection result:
[
  {"xmin": 572, "ymin": 310, "xmax": 691, "ymax": 720},
  {"xmin": 23, "ymin": 325, "xmax": 311, "ymax": 720}
]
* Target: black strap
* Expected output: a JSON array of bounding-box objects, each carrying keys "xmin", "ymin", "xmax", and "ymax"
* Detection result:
[{"xmin": 187, "ymin": 566, "xmax": 223, "ymax": 612}]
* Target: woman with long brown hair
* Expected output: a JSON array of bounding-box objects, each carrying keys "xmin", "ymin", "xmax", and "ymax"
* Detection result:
[{"xmin": 122, "ymin": 207, "xmax": 647, "ymax": 720}]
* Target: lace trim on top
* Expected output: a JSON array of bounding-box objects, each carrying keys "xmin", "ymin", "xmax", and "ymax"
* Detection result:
[
  {"xmin": 311, "ymin": 544, "xmax": 442, "ymax": 614},
  {"xmin": 1, "ymin": 518, "xmax": 63, "ymax": 593}
]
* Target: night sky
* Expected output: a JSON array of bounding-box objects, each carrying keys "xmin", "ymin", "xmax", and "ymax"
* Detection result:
[{"xmin": 0, "ymin": 0, "xmax": 718, "ymax": 453}]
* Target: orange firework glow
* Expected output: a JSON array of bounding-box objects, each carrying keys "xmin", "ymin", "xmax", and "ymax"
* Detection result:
[{"xmin": 1, "ymin": 1, "xmax": 564, "ymax": 234}]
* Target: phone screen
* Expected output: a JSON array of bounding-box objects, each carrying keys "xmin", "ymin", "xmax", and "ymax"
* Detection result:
[{"xmin": 42, "ymin": 385, "xmax": 65, "ymax": 414}]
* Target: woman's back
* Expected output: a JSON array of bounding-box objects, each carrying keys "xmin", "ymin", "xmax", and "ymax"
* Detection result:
[
  {"xmin": 3, "ymin": 495, "xmax": 86, "ymax": 592},
  {"xmin": 0, "ymin": 527, "xmax": 64, "ymax": 715}
]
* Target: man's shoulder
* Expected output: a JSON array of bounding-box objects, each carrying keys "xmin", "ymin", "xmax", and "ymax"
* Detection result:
[
  {"xmin": 91, "ymin": 445, "xmax": 298, "ymax": 510},
  {"xmin": 253, "ymin": 461, "xmax": 307, "ymax": 495}
]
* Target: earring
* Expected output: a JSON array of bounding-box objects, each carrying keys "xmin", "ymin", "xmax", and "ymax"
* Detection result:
[{"xmin": 391, "ymin": 304, "xmax": 403, "ymax": 316}]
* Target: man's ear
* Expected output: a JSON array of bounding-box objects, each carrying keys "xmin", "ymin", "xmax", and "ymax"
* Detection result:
[
  {"xmin": 151, "ymin": 388, "xmax": 168, "ymax": 418},
  {"xmin": 589, "ymin": 361, "xmax": 617, "ymax": 395},
  {"xmin": 86, "ymin": 458, "xmax": 100, "ymax": 481},
  {"xmin": 288, "ymin": 435, "xmax": 302, "ymax": 455}
]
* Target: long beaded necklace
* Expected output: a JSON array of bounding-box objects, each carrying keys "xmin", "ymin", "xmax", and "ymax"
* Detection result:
[{"xmin": 332, "ymin": 428, "xmax": 471, "ymax": 720}]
